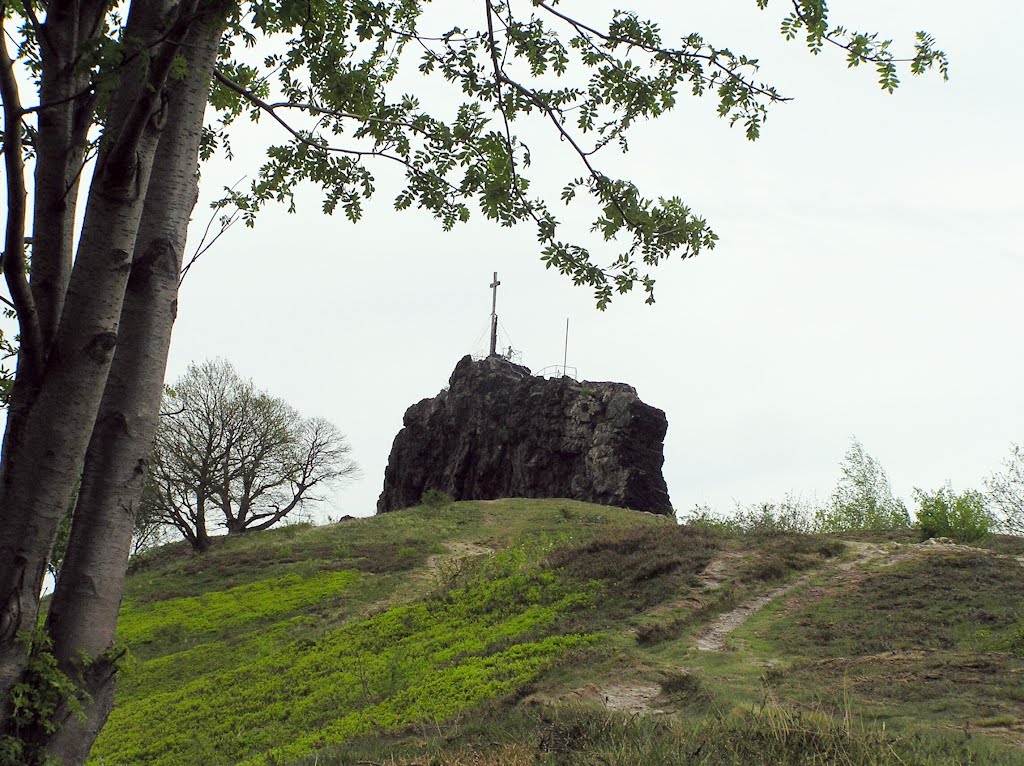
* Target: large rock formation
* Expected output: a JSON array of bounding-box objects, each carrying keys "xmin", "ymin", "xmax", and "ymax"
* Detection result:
[{"xmin": 377, "ymin": 355, "xmax": 672, "ymax": 514}]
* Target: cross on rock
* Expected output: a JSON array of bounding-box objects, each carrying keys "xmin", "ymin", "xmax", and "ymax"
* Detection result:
[{"xmin": 489, "ymin": 271, "xmax": 500, "ymax": 357}]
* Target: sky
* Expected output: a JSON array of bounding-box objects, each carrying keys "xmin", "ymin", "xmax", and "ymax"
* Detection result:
[{"xmin": 15, "ymin": 0, "xmax": 1023, "ymax": 525}]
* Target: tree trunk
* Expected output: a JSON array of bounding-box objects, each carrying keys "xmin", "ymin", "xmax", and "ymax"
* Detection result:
[
  {"xmin": 0, "ymin": 0, "xmax": 201, "ymax": 730},
  {"xmin": 40, "ymin": 14, "xmax": 226, "ymax": 761},
  {"xmin": 30, "ymin": 0, "xmax": 108, "ymax": 349},
  {"xmin": 0, "ymin": 1, "xmax": 105, "ymax": 499}
]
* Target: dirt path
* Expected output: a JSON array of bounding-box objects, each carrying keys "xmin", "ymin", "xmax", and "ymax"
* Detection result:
[
  {"xmin": 692, "ymin": 539, "xmax": 1024, "ymax": 652},
  {"xmin": 692, "ymin": 541, "xmax": 890, "ymax": 652},
  {"xmin": 692, "ymin": 578, "xmax": 807, "ymax": 652}
]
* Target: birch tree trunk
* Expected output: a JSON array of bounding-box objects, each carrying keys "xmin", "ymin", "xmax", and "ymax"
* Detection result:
[
  {"xmin": 40, "ymin": 14, "xmax": 227, "ymax": 762},
  {"xmin": 0, "ymin": 0, "xmax": 225, "ymax": 749},
  {"xmin": 30, "ymin": 0, "xmax": 109, "ymax": 349}
]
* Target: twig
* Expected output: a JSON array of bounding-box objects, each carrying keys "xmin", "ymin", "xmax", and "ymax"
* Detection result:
[
  {"xmin": 536, "ymin": 2, "xmax": 788, "ymax": 103},
  {"xmin": 179, "ymin": 176, "xmax": 246, "ymax": 284}
]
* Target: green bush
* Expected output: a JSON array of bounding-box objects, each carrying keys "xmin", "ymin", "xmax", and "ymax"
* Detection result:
[
  {"xmin": 679, "ymin": 504, "xmax": 742, "ymax": 535},
  {"xmin": 815, "ymin": 438, "xmax": 911, "ymax": 532},
  {"xmin": 991, "ymin": 619, "xmax": 1024, "ymax": 657},
  {"xmin": 986, "ymin": 444, "xmax": 1024, "ymax": 536},
  {"xmin": 915, "ymin": 485, "xmax": 991, "ymax": 543}
]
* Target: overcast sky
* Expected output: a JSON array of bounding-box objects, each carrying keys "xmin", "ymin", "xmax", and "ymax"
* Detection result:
[{"xmin": 41, "ymin": 0, "xmax": 1024, "ymax": 522}]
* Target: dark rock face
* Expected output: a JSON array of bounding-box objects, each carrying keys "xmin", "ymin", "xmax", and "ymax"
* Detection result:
[{"xmin": 377, "ymin": 355, "xmax": 672, "ymax": 514}]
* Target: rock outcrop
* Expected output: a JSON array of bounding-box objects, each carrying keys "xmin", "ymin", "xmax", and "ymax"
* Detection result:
[{"xmin": 377, "ymin": 355, "xmax": 672, "ymax": 514}]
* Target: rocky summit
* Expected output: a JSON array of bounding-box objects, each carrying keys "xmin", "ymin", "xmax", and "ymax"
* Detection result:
[{"xmin": 376, "ymin": 355, "xmax": 672, "ymax": 514}]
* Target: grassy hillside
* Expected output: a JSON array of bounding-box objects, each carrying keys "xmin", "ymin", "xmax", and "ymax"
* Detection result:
[{"xmin": 90, "ymin": 500, "xmax": 1024, "ymax": 765}]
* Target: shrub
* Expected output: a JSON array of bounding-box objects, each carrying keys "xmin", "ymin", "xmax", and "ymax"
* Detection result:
[
  {"xmin": 681, "ymin": 496, "xmax": 818, "ymax": 536},
  {"xmin": 420, "ymin": 488, "xmax": 453, "ymax": 508},
  {"xmin": 991, "ymin": 620, "xmax": 1024, "ymax": 657},
  {"xmin": 915, "ymin": 485, "xmax": 991, "ymax": 543},
  {"xmin": 986, "ymin": 444, "xmax": 1024, "ymax": 536},
  {"xmin": 814, "ymin": 438, "xmax": 910, "ymax": 532},
  {"xmin": 733, "ymin": 495, "xmax": 819, "ymax": 534},
  {"xmin": 546, "ymin": 524, "xmax": 723, "ymax": 614},
  {"xmin": 679, "ymin": 504, "xmax": 742, "ymax": 535}
]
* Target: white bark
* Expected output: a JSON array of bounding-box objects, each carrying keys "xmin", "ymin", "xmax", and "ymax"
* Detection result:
[
  {"xmin": 0, "ymin": 0, "xmax": 224, "ymax": 754},
  {"xmin": 41, "ymin": 14, "xmax": 226, "ymax": 761}
]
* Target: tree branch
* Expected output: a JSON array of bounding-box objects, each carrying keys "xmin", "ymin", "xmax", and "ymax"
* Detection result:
[
  {"xmin": 0, "ymin": 16, "xmax": 43, "ymax": 380},
  {"xmin": 536, "ymin": 2, "xmax": 789, "ymax": 103},
  {"xmin": 213, "ymin": 69, "xmax": 464, "ymax": 194}
]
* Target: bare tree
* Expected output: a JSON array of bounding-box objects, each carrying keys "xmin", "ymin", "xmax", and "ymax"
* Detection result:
[
  {"xmin": 987, "ymin": 444, "xmax": 1024, "ymax": 536},
  {"xmin": 145, "ymin": 360, "xmax": 358, "ymax": 550}
]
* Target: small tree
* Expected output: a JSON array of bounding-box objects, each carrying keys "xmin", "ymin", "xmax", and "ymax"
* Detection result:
[
  {"xmin": 129, "ymin": 503, "xmax": 171, "ymax": 558},
  {"xmin": 145, "ymin": 360, "xmax": 359, "ymax": 551},
  {"xmin": 986, "ymin": 445, "xmax": 1024, "ymax": 536},
  {"xmin": 915, "ymin": 485, "xmax": 991, "ymax": 543},
  {"xmin": 815, "ymin": 437, "xmax": 910, "ymax": 532}
]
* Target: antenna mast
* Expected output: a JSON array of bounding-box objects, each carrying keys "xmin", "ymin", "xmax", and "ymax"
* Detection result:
[{"xmin": 562, "ymin": 318, "xmax": 569, "ymax": 376}]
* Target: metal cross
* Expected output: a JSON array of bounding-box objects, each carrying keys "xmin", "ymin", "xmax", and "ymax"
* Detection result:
[{"xmin": 489, "ymin": 272, "xmax": 500, "ymax": 357}]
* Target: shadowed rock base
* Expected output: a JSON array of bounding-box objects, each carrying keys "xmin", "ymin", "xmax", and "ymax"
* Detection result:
[{"xmin": 377, "ymin": 355, "xmax": 672, "ymax": 514}]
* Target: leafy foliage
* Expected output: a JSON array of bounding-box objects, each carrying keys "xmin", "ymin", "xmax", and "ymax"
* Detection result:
[
  {"xmin": 815, "ymin": 438, "xmax": 910, "ymax": 532},
  {"xmin": 682, "ymin": 495, "xmax": 819, "ymax": 535},
  {"xmin": 986, "ymin": 444, "xmax": 1024, "ymax": 536},
  {"xmin": 0, "ymin": 631, "xmax": 85, "ymax": 766},
  {"xmin": 763, "ymin": 0, "xmax": 949, "ymax": 91},
  {"xmin": 203, "ymin": 0, "xmax": 948, "ymax": 307},
  {"xmin": 116, "ymin": 570, "xmax": 359, "ymax": 647},
  {"xmin": 914, "ymin": 485, "xmax": 991, "ymax": 543},
  {"xmin": 0, "ymin": 307, "xmax": 15, "ymax": 409}
]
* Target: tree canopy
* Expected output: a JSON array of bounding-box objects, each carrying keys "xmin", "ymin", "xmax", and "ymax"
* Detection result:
[
  {"xmin": 205, "ymin": 0, "xmax": 948, "ymax": 307},
  {"xmin": 147, "ymin": 359, "xmax": 359, "ymax": 551}
]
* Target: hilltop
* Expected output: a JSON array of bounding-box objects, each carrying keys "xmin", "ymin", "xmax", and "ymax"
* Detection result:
[{"xmin": 90, "ymin": 500, "xmax": 1024, "ymax": 765}]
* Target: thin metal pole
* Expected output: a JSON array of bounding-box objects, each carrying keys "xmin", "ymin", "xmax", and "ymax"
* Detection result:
[{"xmin": 563, "ymin": 317, "xmax": 569, "ymax": 376}]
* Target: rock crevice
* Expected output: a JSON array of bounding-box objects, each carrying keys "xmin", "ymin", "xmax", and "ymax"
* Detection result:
[{"xmin": 377, "ymin": 355, "xmax": 672, "ymax": 514}]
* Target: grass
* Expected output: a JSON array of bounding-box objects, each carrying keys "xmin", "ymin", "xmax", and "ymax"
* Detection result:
[
  {"xmin": 87, "ymin": 500, "xmax": 1024, "ymax": 766},
  {"xmin": 92, "ymin": 546, "xmax": 597, "ymax": 765},
  {"xmin": 117, "ymin": 570, "xmax": 359, "ymax": 648},
  {"xmin": 296, "ymin": 702, "xmax": 1024, "ymax": 766},
  {"xmin": 707, "ymin": 543, "xmax": 1024, "ymax": 748},
  {"xmin": 545, "ymin": 524, "xmax": 725, "ymax": 616},
  {"xmin": 766, "ymin": 549, "xmax": 1024, "ymax": 657}
]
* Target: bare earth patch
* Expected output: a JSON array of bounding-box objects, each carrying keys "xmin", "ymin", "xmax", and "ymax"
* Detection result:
[
  {"xmin": 692, "ymin": 578, "xmax": 809, "ymax": 652},
  {"xmin": 425, "ymin": 540, "xmax": 494, "ymax": 577},
  {"xmin": 564, "ymin": 682, "xmax": 665, "ymax": 715}
]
